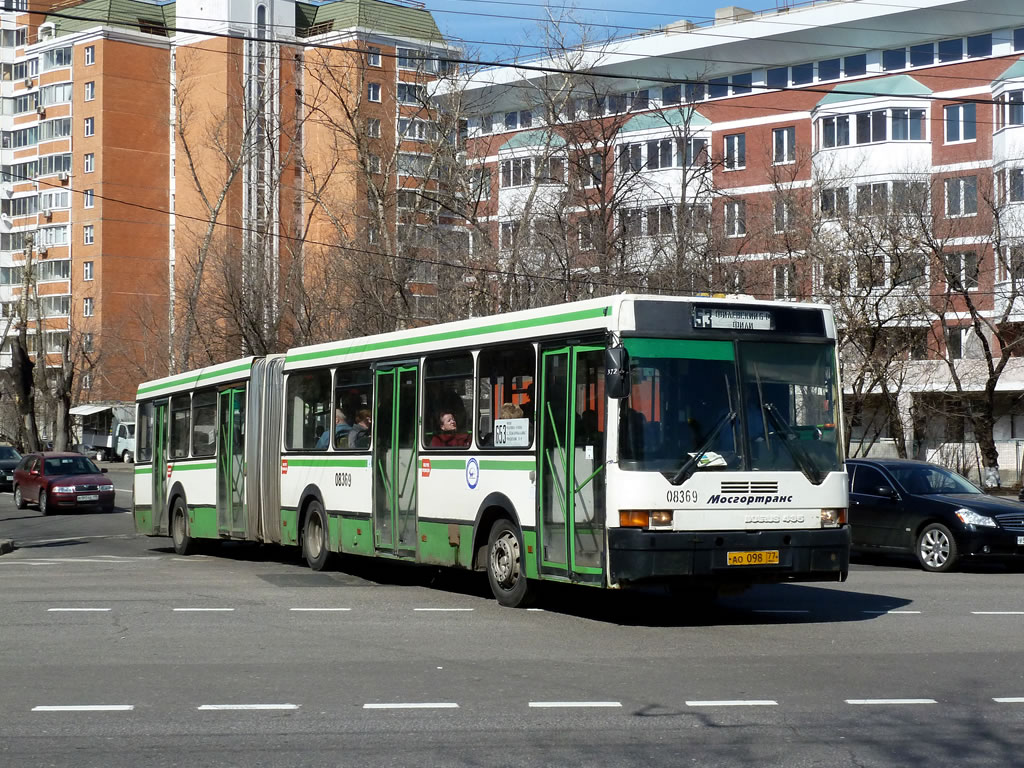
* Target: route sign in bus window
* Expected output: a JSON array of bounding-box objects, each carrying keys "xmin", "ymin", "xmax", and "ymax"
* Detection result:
[{"xmin": 477, "ymin": 343, "xmax": 535, "ymax": 448}]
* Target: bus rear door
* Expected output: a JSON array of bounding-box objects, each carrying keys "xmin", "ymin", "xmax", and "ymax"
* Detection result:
[
  {"xmin": 151, "ymin": 399, "xmax": 169, "ymax": 534},
  {"xmin": 217, "ymin": 386, "xmax": 247, "ymax": 538},
  {"xmin": 372, "ymin": 364, "xmax": 418, "ymax": 558}
]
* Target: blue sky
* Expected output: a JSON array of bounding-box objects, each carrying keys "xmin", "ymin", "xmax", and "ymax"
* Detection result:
[{"xmin": 422, "ymin": 0, "xmax": 751, "ymax": 63}]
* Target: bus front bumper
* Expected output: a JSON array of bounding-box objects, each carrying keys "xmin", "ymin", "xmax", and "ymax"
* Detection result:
[{"xmin": 608, "ymin": 526, "xmax": 851, "ymax": 586}]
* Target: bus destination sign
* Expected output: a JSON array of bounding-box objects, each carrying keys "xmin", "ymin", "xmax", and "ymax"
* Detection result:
[{"xmin": 693, "ymin": 306, "xmax": 774, "ymax": 331}]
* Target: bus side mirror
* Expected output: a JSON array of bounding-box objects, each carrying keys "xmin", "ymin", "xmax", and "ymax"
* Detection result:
[{"xmin": 605, "ymin": 347, "xmax": 630, "ymax": 399}]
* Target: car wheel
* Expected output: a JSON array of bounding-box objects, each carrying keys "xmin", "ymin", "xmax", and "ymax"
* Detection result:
[
  {"xmin": 486, "ymin": 518, "xmax": 534, "ymax": 608},
  {"xmin": 916, "ymin": 522, "xmax": 958, "ymax": 572},
  {"xmin": 121, "ymin": 450, "xmax": 131, "ymax": 463},
  {"xmin": 38, "ymin": 489, "xmax": 49, "ymax": 516},
  {"xmin": 301, "ymin": 501, "xmax": 332, "ymax": 571},
  {"xmin": 171, "ymin": 497, "xmax": 197, "ymax": 556},
  {"xmin": 14, "ymin": 485, "xmax": 26, "ymax": 510}
]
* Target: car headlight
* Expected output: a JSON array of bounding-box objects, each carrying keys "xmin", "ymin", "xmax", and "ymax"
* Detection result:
[
  {"xmin": 955, "ymin": 508, "xmax": 997, "ymax": 528},
  {"xmin": 52, "ymin": 485, "xmax": 76, "ymax": 493},
  {"xmin": 98, "ymin": 484, "xmax": 114, "ymax": 492}
]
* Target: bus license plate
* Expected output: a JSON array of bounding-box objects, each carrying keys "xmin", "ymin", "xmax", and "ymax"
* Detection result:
[
  {"xmin": 78, "ymin": 494, "xmax": 99, "ymax": 502},
  {"xmin": 727, "ymin": 550, "xmax": 779, "ymax": 566}
]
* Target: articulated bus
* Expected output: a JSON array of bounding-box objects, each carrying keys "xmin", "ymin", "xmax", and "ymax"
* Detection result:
[{"xmin": 134, "ymin": 294, "xmax": 850, "ymax": 607}]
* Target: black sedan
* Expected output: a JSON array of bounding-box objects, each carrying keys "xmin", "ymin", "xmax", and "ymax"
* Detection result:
[
  {"xmin": 0, "ymin": 445, "xmax": 21, "ymax": 490},
  {"xmin": 847, "ymin": 458, "xmax": 1024, "ymax": 572}
]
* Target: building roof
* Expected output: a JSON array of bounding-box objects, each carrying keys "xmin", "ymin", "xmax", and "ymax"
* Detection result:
[
  {"xmin": 499, "ymin": 129, "xmax": 566, "ymax": 150},
  {"xmin": 816, "ymin": 74, "xmax": 932, "ymax": 106},
  {"xmin": 298, "ymin": 0, "xmax": 442, "ymax": 43},
  {"xmin": 619, "ymin": 107, "xmax": 710, "ymax": 134},
  {"xmin": 51, "ymin": 0, "xmax": 175, "ymax": 36},
  {"xmin": 998, "ymin": 56, "xmax": 1024, "ymax": 81}
]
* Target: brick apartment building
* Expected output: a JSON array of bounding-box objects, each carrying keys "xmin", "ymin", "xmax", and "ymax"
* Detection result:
[
  {"xmin": 457, "ymin": 0, "xmax": 1024, "ymax": 484},
  {"xmin": 0, "ymin": 0, "xmax": 449, "ymax": 413}
]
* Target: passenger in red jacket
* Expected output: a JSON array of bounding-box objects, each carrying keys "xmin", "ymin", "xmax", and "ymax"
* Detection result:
[{"xmin": 430, "ymin": 411, "xmax": 470, "ymax": 447}]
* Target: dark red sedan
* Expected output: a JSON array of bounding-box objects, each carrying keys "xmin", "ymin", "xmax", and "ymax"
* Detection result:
[{"xmin": 13, "ymin": 452, "xmax": 116, "ymax": 515}]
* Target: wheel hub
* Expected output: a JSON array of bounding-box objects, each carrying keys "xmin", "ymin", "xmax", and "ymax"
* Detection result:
[
  {"xmin": 490, "ymin": 532, "xmax": 520, "ymax": 588},
  {"xmin": 920, "ymin": 530, "xmax": 949, "ymax": 568}
]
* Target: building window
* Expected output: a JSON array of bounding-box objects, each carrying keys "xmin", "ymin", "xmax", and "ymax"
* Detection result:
[
  {"xmin": 937, "ymin": 38, "xmax": 963, "ymax": 63},
  {"xmin": 820, "ymin": 187, "xmax": 849, "ymax": 218},
  {"xmin": 683, "ymin": 137, "xmax": 708, "ymax": 166},
  {"xmin": 368, "ymin": 154, "xmax": 380, "ymax": 174},
  {"xmin": 945, "ymin": 252, "xmax": 979, "ymax": 291},
  {"xmin": 84, "ymin": 189, "xmax": 94, "ymax": 208},
  {"xmin": 1002, "ymin": 90, "xmax": 1024, "ymax": 128},
  {"xmin": 774, "ymin": 198, "xmax": 795, "ymax": 232},
  {"xmin": 724, "ymin": 133, "xmax": 745, "ymax": 170},
  {"xmin": 618, "ymin": 144, "xmax": 642, "ymax": 174},
  {"xmin": 499, "ymin": 157, "xmax": 532, "ymax": 188},
  {"xmin": 732, "ymin": 72, "xmax": 752, "ymax": 94},
  {"xmin": 82, "ymin": 332, "xmax": 93, "ymax": 353},
  {"xmin": 724, "ymin": 200, "xmax": 746, "ymax": 237},
  {"xmin": 367, "ymin": 46, "xmax": 381, "ymax": 67},
  {"xmin": 944, "ymin": 103, "xmax": 976, "ymax": 143},
  {"xmin": 856, "ymin": 182, "xmax": 888, "ymax": 214},
  {"xmin": 855, "ymin": 110, "xmax": 887, "ymax": 144},
  {"xmin": 499, "ymin": 220, "xmax": 520, "ymax": 248},
  {"xmin": 945, "ymin": 176, "xmax": 978, "ymax": 217},
  {"xmin": 83, "ymin": 117, "xmax": 94, "ymax": 137},
  {"xmin": 892, "ymin": 253, "xmax": 927, "ymax": 288},
  {"xmin": 396, "ymin": 83, "xmax": 426, "ymax": 104},
  {"xmin": 83, "ymin": 260, "xmax": 93, "ymax": 280},
  {"xmin": 772, "ymin": 126, "xmax": 796, "ymax": 164},
  {"xmin": 84, "ymin": 153, "xmax": 94, "ymax": 173},
  {"xmin": 882, "ymin": 48, "xmax": 907, "ymax": 71},
  {"xmin": 820, "ymin": 115, "xmax": 850, "ymax": 148},
  {"xmin": 84, "ymin": 45, "xmax": 94, "ymax": 65},
  {"xmin": 1004, "ymin": 244, "xmax": 1024, "ymax": 284},
  {"xmin": 647, "ymin": 205, "xmax": 673, "ymax": 236},
  {"xmin": 367, "ymin": 82, "xmax": 380, "ymax": 102},
  {"xmin": 767, "ymin": 67, "xmax": 788, "ymax": 89},
  {"xmin": 84, "ymin": 81, "xmax": 95, "ymax": 101},
  {"xmin": 661, "ymin": 85, "xmax": 680, "ymax": 105},
  {"xmin": 774, "ymin": 263, "xmax": 797, "ymax": 299},
  {"xmin": 646, "ymin": 138, "xmax": 674, "ymax": 170},
  {"xmin": 891, "ymin": 108, "xmax": 925, "ymax": 140},
  {"xmin": 83, "ymin": 297, "xmax": 94, "ymax": 317},
  {"xmin": 966, "ymin": 33, "xmax": 992, "ymax": 59},
  {"xmin": 844, "ymin": 54, "xmax": 867, "ymax": 77},
  {"xmin": 579, "ymin": 153, "xmax": 602, "ymax": 187},
  {"xmin": 83, "ymin": 225, "xmax": 94, "ymax": 245},
  {"xmin": 82, "ymin": 372, "xmax": 92, "ymax": 390},
  {"xmin": 366, "ymin": 118, "xmax": 380, "ymax": 138},
  {"xmin": 619, "ymin": 208, "xmax": 642, "ymax": 239},
  {"xmin": 1007, "ymin": 169, "xmax": 1024, "ymax": 203},
  {"xmin": 892, "ymin": 181, "xmax": 928, "ymax": 213}
]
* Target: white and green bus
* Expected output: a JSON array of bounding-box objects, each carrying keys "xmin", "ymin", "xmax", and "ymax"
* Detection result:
[{"xmin": 134, "ymin": 294, "xmax": 850, "ymax": 606}]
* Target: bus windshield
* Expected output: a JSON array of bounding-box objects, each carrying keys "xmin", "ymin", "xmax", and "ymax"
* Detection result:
[{"xmin": 618, "ymin": 339, "xmax": 841, "ymax": 482}]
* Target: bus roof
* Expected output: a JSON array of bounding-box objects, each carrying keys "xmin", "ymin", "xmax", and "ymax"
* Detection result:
[{"xmin": 136, "ymin": 357, "xmax": 257, "ymax": 401}]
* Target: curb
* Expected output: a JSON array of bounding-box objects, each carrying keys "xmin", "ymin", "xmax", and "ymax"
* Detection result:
[{"xmin": 0, "ymin": 538, "xmax": 13, "ymax": 556}]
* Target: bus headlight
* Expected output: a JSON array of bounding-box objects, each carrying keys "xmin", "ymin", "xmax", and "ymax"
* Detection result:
[
  {"xmin": 619, "ymin": 510, "xmax": 673, "ymax": 528},
  {"xmin": 820, "ymin": 508, "xmax": 846, "ymax": 527}
]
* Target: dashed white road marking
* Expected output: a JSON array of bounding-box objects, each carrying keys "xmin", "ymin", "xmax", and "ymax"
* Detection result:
[
  {"xmin": 360, "ymin": 708, "xmax": 456, "ymax": 712},
  {"xmin": 290, "ymin": 608, "xmax": 352, "ymax": 612},
  {"xmin": 862, "ymin": 610, "xmax": 921, "ymax": 614},
  {"xmin": 528, "ymin": 701, "xmax": 622, "ymax": 708},
  {"xmin": 173, "ymin": 608, "xmax": 235, "ymax": 612},
  {"xmin": 685, "ymin": 700, "xmax": 778, "ymax": 707},
  {"xmin": 47, "ymin": 608, "xmax": 111, "ymax": 612},
  {"xmin": 198, "ymin": 704, "xmax": 298, "ymax": 711},
  {"xmin": 845, "ymin": 699, "xmax": 937, "ymax": 705},
  {"xmin": 413, "ymin": 608, "xmax": 474, "ymax": 612},
  {"xmin": 993, "ymin": 697, "xmax": 1024, "ymax": 703},
  {"xmin": 33, "ymin": 705, "xmax": 134, "ymax": 712},
  {"xmin": 972, "ymin": 611, "xmax": 1024, "ymax": 615}
]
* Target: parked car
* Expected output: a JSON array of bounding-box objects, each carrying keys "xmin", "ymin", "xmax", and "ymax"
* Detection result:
[
  {"xmin": 0, "ymin": 446, "xmax": 21, "ymax": 491},
  {"xmin": 13, "ymin": 452, "xmax": 115, "ymax": 515},
  {"xmin": 847, "ymin": 458, "xmax": 1024, "ymax": 572}
]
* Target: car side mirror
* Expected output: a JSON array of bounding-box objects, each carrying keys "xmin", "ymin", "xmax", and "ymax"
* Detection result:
[
  {"xmin": 29, "ymin": 468, "xmax": 38, "ymax": 476},
  {"xmin": 875, "ymin": 485, "xmax": 896, "ymax": 499}
]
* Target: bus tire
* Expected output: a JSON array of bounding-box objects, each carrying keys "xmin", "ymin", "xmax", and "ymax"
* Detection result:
[
  {"xmin": 486, "ymin": 519, "xmax": 533, "ymax": 608},
  {"xmin": 302, "ymin": 500, "xmax": 332, "ymax": 571},
  {"xmin": 171, "ymin": 497, "xmax": 197, "ymax": 556}
]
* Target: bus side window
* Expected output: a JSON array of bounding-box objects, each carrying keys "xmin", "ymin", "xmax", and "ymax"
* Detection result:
[
  {"xmin": 136, "ymin": 401, "xmax": 154, "ymax": 462},
  {"xmin": 477, "ymin": 343, "xmax": 535, "ymax": 449},
  {"xmin": 191, "ymin": 389, "xmax": 217, "ymax": 457},
  {"xmin": 334, "ymin": 365, "xmax": 373, "ymax": 450},
  {"xmin": 284, "ymin": 369, "xmax": 332, "ymax": 451},
  {"xmin": 423, "ymin": 352, "xmax": 474, "ymax": 449}
]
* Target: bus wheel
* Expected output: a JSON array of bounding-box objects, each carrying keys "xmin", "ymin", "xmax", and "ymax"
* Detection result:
[
  {"xmin": 487, "ymin": 519, "xmax": 533, "ymax": 608},
  {"xmin": 171, "ymin": 498, "xmax": 197, "ymax": 556},
  {"xmin": 302, "ymin": 501, "xmax": 332, "ymax": 571}
]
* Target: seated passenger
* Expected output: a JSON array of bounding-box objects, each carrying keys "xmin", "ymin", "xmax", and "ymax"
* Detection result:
[
  {"xmin": 500, "ymin": 402, "xmax": 523, "ymax": 420},
  {"xmin": 430, "ymin": 410, "xmax": 470, "ymax": 447},
  {"xmin": 348, "ymin": 409, "xmax": 372, "ymax": 449},
  {"xmin": 316, "ymin": 407, "xmax": 350, "ymax": 450}
]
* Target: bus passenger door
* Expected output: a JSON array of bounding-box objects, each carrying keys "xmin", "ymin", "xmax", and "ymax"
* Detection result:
[
  {"xmin": 538, "ymin": 346, "xmax": 606, "ymax": 583},
  {"xmin": 217, "ymin": 386, "xmax": 247, "ymax": 538},
  {"xmin": 152, "ymin": 399, "xmax": 169, "ymax": 534},
  {"xmin": 372, "ymin": 365, "xmax": 418, "ymax": 557}
]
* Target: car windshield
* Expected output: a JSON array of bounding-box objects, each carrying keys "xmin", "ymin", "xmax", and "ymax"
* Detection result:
[
  {"xmin": 617, "ymin": 338, "xmax": 842, "ymax": 483},
  {"xmin": 0, "ymin": 446, "xmax": 20, "ymax": 460},
  {"xmin": 44, "ymin": 456, "xmax": 100, "ymax": 475},
  {"xmin": 888, "ymin": 465, "xmax": 982, "ymax": 495}
]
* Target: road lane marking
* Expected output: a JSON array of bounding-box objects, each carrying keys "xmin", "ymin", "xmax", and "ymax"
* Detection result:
[
  {"xmin": 845, "ymin": 699, "xmax": 937, "ymax": 705},
  {"xmin": 47, "ymin": 608, "xmax": 111, "ymax": 612},
  {"xmin": 198, "ymin": 704, "xmax": 298, "ymax": 711},
  {"xmin": 173, "ymin": 608, "xmax": 235, "ymax": 612},
  {"xmin": 528, "ymin": 701, "xmax": 622, "ymax": 708},
  {"xmin": 413, "ymin": 608, "xmax": 474, "ymax": 612},
  {"xmin": 33, "ymin": 705, "xmax": 134, "ymax": 712},
  {"xmin": 862, "ymin": 610, "xmax": 921, "ymax": 614},
  {"xmin": 360, "ymin": 708, "xmax": 456, "ymax": 712},
  {"xmin": 290, "ymin": 608, "xmax": 352, "ymax": 612},
  {"xmin": 685, "ymin": 700, "xmax": 778, "ymax": 707},
  {"xmin": 993, "ymin": 698, "xmax": 1024, "ymax": 703},
  {"xmin": 972, "ymin": 611, "xmax": 1024, "ymax": 615}
]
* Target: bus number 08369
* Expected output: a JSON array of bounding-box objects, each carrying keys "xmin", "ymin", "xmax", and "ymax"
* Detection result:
[
  {"xmin": 335, "ymin": 473, "xmax": 352, "ymax": 487},
  {"xmin": 666, "ymin": 489, "xmax": 698, "ymax": 504}
]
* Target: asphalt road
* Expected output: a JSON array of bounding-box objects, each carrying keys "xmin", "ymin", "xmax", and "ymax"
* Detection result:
[{"xmin": 2, "ymin": 471, "xmax": 1024, "ymax": 767}]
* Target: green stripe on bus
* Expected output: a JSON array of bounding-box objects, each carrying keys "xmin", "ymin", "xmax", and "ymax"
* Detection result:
[
  {"xmin": 171, "ymin": 462, "xmax": 217, "ymax": 471},
  {"xmin": 285, "ymin": 458, "xmax": 370, "ymax": 468},
  {"xmin": 427, "ymin": 459, "xmax": 465, "ymax": 470},
  {"xmin": 136, "ymin": 361, "xmax": 253, "ymax": 397},
  {"xmin": 134, "ymin": 466, "xmax": 153, "ymax": 475},
  {"xmin": 479, "ymin": 460, "xmax": 535, "ymax": 471},
  {"xmin": 624, "ymin": 338, "xmax": 734, "ymax": 360},
  {"xmin": 287, "ymin": 306, "xmax": 611, "ymax": 364}
]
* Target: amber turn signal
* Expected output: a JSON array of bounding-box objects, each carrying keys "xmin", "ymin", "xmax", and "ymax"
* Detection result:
[{"xmin": 619, "ymin": 510, "xmax": 649, "ymax": 528}]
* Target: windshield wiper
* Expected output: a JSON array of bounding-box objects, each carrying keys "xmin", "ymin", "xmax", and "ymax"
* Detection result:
[
  {"xmin": 671, "ymin": 411, "xmax": 736, "ymax": 486},
  {"xmin": 762, "ymin": 403, "xmax": 823, "ymax": 485}
]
